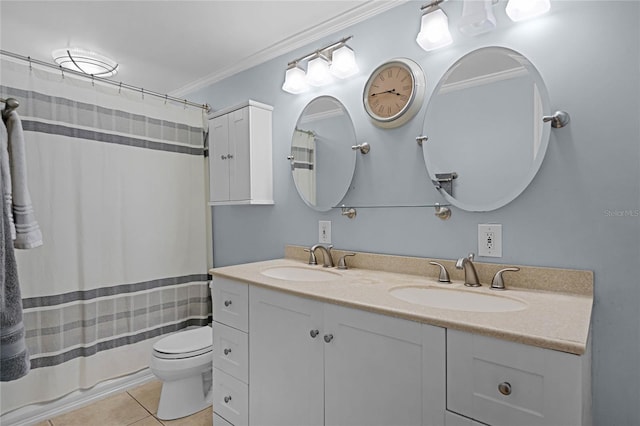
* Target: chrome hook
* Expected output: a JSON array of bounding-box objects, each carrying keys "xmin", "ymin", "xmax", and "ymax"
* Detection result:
[
  {"xmin": 434, "ymin": 203, "xmax": 451, "ymax": 220},
  {"xmin": 351, "ymin": 142, "xmax": 370, "ymax": 154},
  {"xmin": 542, "ymin": 111, "xmax": 570, "ymax": 129},
  {"xmin": 341, "ymin": 205, "xmax": 357, "ymax": 219}
]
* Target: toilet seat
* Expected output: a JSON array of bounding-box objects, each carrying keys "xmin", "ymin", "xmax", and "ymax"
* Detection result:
[{"xmin": 153, "ymin": 326, "xmax": 213, "ymax": 360}]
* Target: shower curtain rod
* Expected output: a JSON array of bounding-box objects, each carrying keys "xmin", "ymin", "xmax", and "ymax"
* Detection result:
[{"xmin": 1, "ymin": 50, "xmax": 211, "ymax": 112}]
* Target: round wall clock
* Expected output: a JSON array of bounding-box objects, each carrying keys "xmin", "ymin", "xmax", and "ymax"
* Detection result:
[{"xmin": 363, "ymin": 58, "xmax": 426, "ymax": 129}]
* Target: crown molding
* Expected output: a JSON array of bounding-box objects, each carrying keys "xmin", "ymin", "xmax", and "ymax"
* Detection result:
[{"xmin": 170, "ymin": 1, "xmax": 408, "ymax": 97}]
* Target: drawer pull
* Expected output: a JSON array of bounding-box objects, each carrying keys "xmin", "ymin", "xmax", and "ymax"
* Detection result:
[
  {"xmin": 224, "ymin": 300, "xmax": 232, "ymax": 307},
  {"xmin": 224, "ymin": 395, "xmax": 232, "ymax": 403},
  {"xmin": 310, "ymin": 329, "xmax": 319, "ymax": 338},
  {"xmin": 498, "ymin": 382, "xmax": 512, "ymax": 396},
  {"xmin": 324, "ymin": 334, "xmax": 334, "ymax": 343},
  {"xmin": 223, "ymin": 348, "xmax": 232, "ymax": 355}
]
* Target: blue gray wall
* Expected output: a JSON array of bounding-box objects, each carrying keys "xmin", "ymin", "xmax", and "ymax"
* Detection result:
[{"xmin": 192, "ymin": 1, "xmax": 640, "ymax": 424}]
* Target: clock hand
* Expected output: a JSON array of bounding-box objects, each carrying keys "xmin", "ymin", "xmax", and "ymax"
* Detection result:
[{"xmin": 371, "ymin": 88, "xmax": 401, "ymax": 97}]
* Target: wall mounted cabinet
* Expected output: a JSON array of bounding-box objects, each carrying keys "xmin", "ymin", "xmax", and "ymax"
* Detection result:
[{"xmin": 208, "ymin": 100, "xmax": 273, "ymax": 205}]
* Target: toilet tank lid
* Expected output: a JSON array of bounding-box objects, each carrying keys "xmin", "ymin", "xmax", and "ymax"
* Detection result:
[{"xmin": 153, "ymin": 326, "xmax": 212, "ymax": 354}]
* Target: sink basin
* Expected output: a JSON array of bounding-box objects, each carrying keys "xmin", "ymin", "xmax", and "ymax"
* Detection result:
[
  {"xmin": 389, "ymin": 286, "xmax": 527, "ymax": 312},
  {"xmin": 261, "ymin": 266, "xmax": 341, "ymax": 281}
]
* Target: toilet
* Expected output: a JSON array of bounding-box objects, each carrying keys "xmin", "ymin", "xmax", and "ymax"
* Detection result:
[{"xmin": 150, "ymin": 325, "xmax": 213, "ymax": 420}]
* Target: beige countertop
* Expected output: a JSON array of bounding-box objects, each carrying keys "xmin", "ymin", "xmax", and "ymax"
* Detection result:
[{"xmin": 210, "ymin": 248, "xmax": 593, "ymax": 355}]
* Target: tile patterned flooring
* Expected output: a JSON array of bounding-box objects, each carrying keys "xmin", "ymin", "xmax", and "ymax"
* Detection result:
[{"xmin": 33, "ymin": 380, "xmax": 212, "ymax": 426}]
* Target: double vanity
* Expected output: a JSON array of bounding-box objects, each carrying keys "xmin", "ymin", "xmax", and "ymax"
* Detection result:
[{"xmin": 210, "ymin": 246, "xmax": 592, "ymax": 426}]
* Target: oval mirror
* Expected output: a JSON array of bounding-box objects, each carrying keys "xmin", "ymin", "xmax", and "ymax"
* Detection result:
[
  {"xmin": 422, "ymin": 47, "xmax": 551, "ymax": 211},
  {"xmin": 290, "ymin": 96, "xmax": 357, "ymax": 211}
]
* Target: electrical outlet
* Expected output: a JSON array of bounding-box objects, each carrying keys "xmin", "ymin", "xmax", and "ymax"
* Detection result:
[
  {"xmin": 319, "ymin": 220, "xmax": 331, "ymax": 244},
  {"xmin": 478, "ymin": 224, "xmax": 502, "ymax": 257}
]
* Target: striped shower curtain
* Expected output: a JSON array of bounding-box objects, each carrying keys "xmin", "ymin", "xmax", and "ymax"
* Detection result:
[{"xmin": 0, "ymin": 59, "xmax": 209, "ymax": 413}]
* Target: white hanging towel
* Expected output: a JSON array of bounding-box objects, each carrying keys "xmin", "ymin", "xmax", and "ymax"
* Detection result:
[{"xmin": 3, "ymin": 111, "xmax": 42, "ymax": 249}]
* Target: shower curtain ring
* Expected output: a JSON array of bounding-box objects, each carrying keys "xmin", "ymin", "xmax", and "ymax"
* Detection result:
[
  {"xmin": 91, "ymin": 75, "xmax": 95, "ymax": 86},
  {"xmin": 118, "ymin": 82, "xmax": 122, "ymax": 94},
  {"xmin": 59, "ymin": 65, "xmax": 64, "ymax": 79},
  {"xmin": 184, "ymin": 99, "xmax": 187, "ymax": 109},
  {"xmin": 141, "ymin": 88, "xmax": 145, "ymax": 99},
  {"xmin": 28, "ymin": 56, "xmax": 32, "ymax": 72},
  {"xmin": 164, "ymin": 94, "xmax": 168, "ymax": 105}
]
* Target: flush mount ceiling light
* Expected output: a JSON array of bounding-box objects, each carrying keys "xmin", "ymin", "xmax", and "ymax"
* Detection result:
[
  {"xmin": 505, "ymin": 0, "xmax": 551, "ymax": 22},
  {"xmin": 52, "ymin": 48, "xmax": 119, "ymax": 77},
  {"xmin": 281, "ymin": 36, "xmax": 358, "ymax": 95},
  {"xmin": 458, "ymin": 0, "xmax": 497, "ymax": 36},
  {"xmin": 416, "ymin": 0, "xmax": 453, "ymax": 52}
]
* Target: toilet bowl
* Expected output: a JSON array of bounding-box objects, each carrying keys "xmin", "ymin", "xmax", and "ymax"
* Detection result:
[{"xmin": 150, "ymin": 325, "xmax": 213, "ymax": 420}]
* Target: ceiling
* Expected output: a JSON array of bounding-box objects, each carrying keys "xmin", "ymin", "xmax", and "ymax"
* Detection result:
[{"xmin": 0, "ymin": 1, "xmax": 404, "ymax": 98}]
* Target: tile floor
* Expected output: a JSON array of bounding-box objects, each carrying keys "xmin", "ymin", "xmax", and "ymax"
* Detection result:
[{"xmin": 33, "ymin": 380, "xmax": 212, "ymax": 426}]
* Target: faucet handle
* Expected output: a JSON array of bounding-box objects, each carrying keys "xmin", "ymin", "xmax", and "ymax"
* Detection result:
[
  {"xmin": 491, "ymin": 267, "xmax": 520, "ymax": 290},
  {"xmin": 429, "ymin": 261, "xmax": 451, "ymax": 283},
  {"xmin": 467, "ymin": 253, "xmax": 475, "ymax": 261},
  {"xmin": 304, "ymin": 248, "xmax": 317, "ymax": 265},
  {"xmin": 337, "ymin": 253, "xmax": 356, "ymax": 270}
]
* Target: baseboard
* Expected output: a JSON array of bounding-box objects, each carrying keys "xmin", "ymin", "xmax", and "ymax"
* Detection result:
[{"xmin": 0, "ymin": 369, "xmax": 156, "ymax": 426}]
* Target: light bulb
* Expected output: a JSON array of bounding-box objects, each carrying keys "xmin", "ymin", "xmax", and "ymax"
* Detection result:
[
  {"xmin": 458, "ymin": 0, "xmax": 497, "ymax": 36},
  {"xmin": 330, "ymin": 45, "xmax": 359, "ymax": 79},
  {"xmin": 306, "ymin": 55, "xmax": 332, "ymax": 86},
  {"xmin": 282, "ymin": 65, "xmax": 309, "ymax": 94},
  {"xmin": 506, "ymin": 0, "xmax": 550, "ymax": 22},
  {"xmin": 416, "ymin": 8, "xmax": 453, "ymax": 52}
]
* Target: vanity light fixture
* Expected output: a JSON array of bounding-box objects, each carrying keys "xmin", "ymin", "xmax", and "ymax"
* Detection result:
[
  {"xmin": 282, "ymin": 63, "xmax": 309, "ymax": 94},
  {"xmin": 281, "ymin": 36, "xmax": 358, "ymax": 94},
  {"xmin": 416, "ymin": 0, "xmax": 453, "ymax": 52},
  {"xmin": 458, "ymin": 0, "xmax": 497, "ymax": 36},
  {"xmin": 505, "ymin": 0, "xmax": 551, "ymax": 22},
  {"xmin": 52, "ymin": 47, "xmax": 118, "ymax": 77}
]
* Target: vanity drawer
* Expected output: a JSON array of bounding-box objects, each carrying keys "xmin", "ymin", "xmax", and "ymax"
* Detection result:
[
  {"xmin": 214, "ymin": 368, "xmax": 249, "ymax": 426},
  {"xmin": 447, "ymin": 329, "xmax": 587, "ymax": 426},
  {"xmin": 211, "ymin": 277, "xmax": 249, "ymax": 332},
  {"xmin": 213, "ymin": 321, "xmax": 249, "ymax": 384}
]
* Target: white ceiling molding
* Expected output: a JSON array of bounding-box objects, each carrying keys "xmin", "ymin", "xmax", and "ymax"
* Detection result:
[{"xmin": 169, "ymin": 0, "xmax": 408, "ymax": 97}]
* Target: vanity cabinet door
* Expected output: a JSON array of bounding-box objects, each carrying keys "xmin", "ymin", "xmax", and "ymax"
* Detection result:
[
  {"xmin": 227, "ymin": 107, "xmax": 250, "ymax": 202},
  {"xmin": 209, "ymin": 114, "xmax": 231, "ymax": 202},
  {"xmin": 323, "ymin": 304, "xmax": 445, "ymax": 426},
  {"xmin": 249, "ymin": 286, "xmax": 324, "ymax": 426}
]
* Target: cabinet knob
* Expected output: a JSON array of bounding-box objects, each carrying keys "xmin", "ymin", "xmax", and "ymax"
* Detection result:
[
  {"xmin": 224, "ymin": 395, "xmax": 232, "ymax": 403},
  {"xmin": 324, "ymin": 334, "xmax": 334, "ymax": 343},
  {"xmin": 224, "ymin": 348, "xmax": 232, "ymax": 355},
  {"xmin": 224, "ymin": 300, "xmax": 232, "ymax": 307},
  {"xmin": 310, "ymin": 329, "xmax": 319, "ymax": 338},
  {"xmin": 498, "ymin": 382, "xmax": 512, "ymax": 396}
]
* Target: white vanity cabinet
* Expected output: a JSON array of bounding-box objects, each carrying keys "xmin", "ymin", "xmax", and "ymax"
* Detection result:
[
  {"xmin": 249, "ymin": 285, "xmax": 446, "ymax": 426},
  {"xmin": 208, "ymin": 100, "xmax": 273, "ymax": 205},
  {"xmin": 446, "ymin": 329, "xmax": 591, "ymax": 426}
]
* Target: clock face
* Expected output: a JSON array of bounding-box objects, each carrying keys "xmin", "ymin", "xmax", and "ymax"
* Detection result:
[
  {"xmin": 365, "ymin": 64, "xmax": 414, "ymax": 119},
  {"xmin": 363, "ymin": 58, "xmax": 426, "ymax": 129}
]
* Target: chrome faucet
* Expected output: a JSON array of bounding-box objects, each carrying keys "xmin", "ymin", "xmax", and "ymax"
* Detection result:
[
  {"xmin": 456, "ymin": 253, "xmax": 481, "ymax": 287},
  {"xmin": 310, "ymin": 244, "xmax": 334, "ymax": 268}
]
